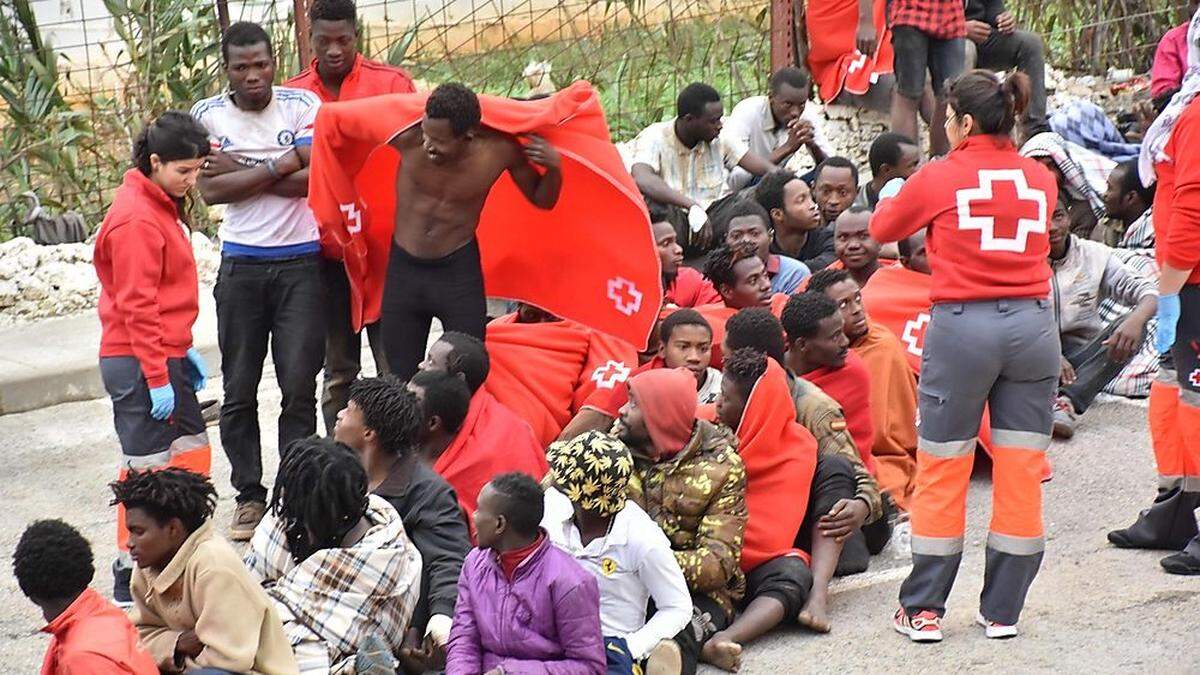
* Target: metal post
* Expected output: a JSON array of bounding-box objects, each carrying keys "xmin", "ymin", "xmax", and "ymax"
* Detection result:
[
  {"xmin": 770, "ymin": 0, "xmax": 795, "ymax": 73},
  {"xmin": 214, "ymin": 0, "xmax": 230, "ymax": 31},
  {"xmin": 294, "ymin": 0, "xmax": 312, "ymax": 65}
]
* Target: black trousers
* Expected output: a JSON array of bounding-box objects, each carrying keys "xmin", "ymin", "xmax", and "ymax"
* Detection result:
[
  {"xmin": 673, "ymin": 594, "xmax": 732, "ymax": 675},
  {"xmin": 381, "ymin": 240, "xmax": 487, "ymax": 381},
  {"xmin": 319, "ymin": 257, "xmax": 388, "ymax": 434},
  {"xmin": 1060, "ymin": 315, "xmax": 1137, "ymax": 414},
  {"xmin": 215, "ymin": 254, "xmax": 325, "ymax": 504},
  {"xmin": 968, "ymin": 29, "xmax": 1048, "ymax": 135}
]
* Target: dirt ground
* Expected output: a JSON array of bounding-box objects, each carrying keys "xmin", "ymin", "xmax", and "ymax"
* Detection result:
[{"xmin": 0, "ymin": 379, "xmax": 1197, "ymax": 673}]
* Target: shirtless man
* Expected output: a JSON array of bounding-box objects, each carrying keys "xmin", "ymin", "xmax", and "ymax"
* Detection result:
[{"xmin": 383, "ymin": 82, "xmax": 562, "ymax": 379}]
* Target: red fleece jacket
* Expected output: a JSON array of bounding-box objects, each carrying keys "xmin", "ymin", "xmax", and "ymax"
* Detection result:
[
  {"xmin": 1154, "ymin": 96, "xmax": 1200, "ymax": 282},
  {"xmin": 94, "ymin": 169, "xmax": 199, "ymax": 388},
  {"xmin": 802, "ymin": 350, "xmax": 878, "ymax": 475},
  {"xmin": 870, "ymin": 135, "xmax": 1057, "ymax": 302}
]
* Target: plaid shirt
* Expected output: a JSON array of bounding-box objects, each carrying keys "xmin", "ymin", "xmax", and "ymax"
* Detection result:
[
  {"xmin": 630, "ymin": 121, "xmax": 748, "ymax": 209},
  {"xmin": 888, "ymin": 0, "xmax": 965, "ymax": 39},
  {"xmin": 1100, "ymin": 209, "xmax": 1159, "ymax": 398},
  {"xmin": 245, "ymin": 495, "xmax": 422, "ymax": 674}
]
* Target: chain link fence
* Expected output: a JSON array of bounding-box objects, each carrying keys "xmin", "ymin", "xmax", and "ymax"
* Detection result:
[{"xmin": 0, "ymin": 0, "xmax": 1189, "ymax": 234}]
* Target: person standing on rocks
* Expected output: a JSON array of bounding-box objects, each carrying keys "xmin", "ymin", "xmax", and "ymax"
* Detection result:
[
  {"xmin": 191, "ymin": 22, "xmax": 326, "ymax": 541},
  {"xmin": 93, "ymin": 110, "xmax": 214, "ymax": 605}
]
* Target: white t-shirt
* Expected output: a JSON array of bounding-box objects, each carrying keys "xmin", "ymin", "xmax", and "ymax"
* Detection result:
[
  {"xmin": 190, "ymin": 87, "xmax": 321, "ymax": 249},
  {"xmin": 722, "ymin": 95, "xmax": 838, "ymax": 190}
]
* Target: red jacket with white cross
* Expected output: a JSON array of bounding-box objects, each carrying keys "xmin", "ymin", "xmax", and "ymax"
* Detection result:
[{"xmin": 869, "ymin": 134, "xmax": 1058, "ymax": 303}]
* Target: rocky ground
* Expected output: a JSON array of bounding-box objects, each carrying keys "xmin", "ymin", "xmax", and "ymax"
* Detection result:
[{"xmin": 0, "ymin": 378, "xmax": 1195, "ymax": 672}]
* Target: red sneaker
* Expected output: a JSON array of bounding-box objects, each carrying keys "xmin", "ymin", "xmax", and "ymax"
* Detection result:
[{"xmin": 893, "ymin": 608, "xmax": 943, "ymax": 642}]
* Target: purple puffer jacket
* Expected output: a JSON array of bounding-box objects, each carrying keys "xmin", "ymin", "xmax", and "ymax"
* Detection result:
[{"xmin": 447, "ymin": 537, "xmax": 605, "ymax": 674}]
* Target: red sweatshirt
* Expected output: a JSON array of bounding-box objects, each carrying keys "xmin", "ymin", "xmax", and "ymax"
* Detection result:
[
  {"xmin": 1153, "ymin": 96, "xmax": 1200, "ymax": 283},
  {"xmin": 802, "ymin": 350, "xmax": 877, "ymax": 475},
  {"xmin": 870, "ymin": 134, "xmax": 1057, "ymax": 302},
  {"xmin": 40, "ymin": 588, "xmax": 157, "ymax": 675},
  {"xmin": 286, "ymin": 55, "xmax": 415, "ymax": 261},
  {"xmin": 94, "ymin": 169, "xmax": 199, "ymax": 389}
]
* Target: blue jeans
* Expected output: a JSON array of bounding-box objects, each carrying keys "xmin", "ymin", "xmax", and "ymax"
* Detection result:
[{"xmin": 604, "ymin": 636, "xmax": 638, "ymax": 675}]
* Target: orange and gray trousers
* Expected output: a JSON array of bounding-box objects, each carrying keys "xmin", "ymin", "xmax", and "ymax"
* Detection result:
[
  {"xmin": 900, "ymin": 298, "xmax": 1059, "ymax": 626},
  {"xmin": 1133, "ymin": 284, "xmax": 1200, "ymax": 554},
  {"xmin": 100, "ymin": 356, "xmax": 212, "ymax": 568}
]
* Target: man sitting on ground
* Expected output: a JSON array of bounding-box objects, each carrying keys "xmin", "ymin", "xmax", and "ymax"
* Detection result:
[
  {"xmin": 854, "ymin": 132, "xmax": 920, "ymax": 211},
  {"xmin": 407, "ymin": 368, "xmax": 548, "ymax": 539},
  {"xmin": 631, "ymin": 82, "xmax": 775, "ymax": 253},
  {"xmin": 722, "ymin": 199, "xmax": 810, "ymax": 294},
  {"xmin": 652, "ymin": 200, "xmax": 720, "ymax": 308},
  {"xmin": 615, "ymin": 368, "xmax": 748, "ymax": 674},
  {"xmin": 246, "ymin": 438, "xmax": 421, "ymax": 674},
  {"xmin": 723, "ymin": 67, "xmax": 837, "ymax": 191},
  {"xmin": 705, "ymin": 347, "xmax": 831, "ymax": 664},
  {"xmin": 14, "ymin": 519, "xmax": 157, "ymax": 675},
  {"xmin": 447, "ymin": 473, "xmax": 606, "ymax": 674},
  {"xmin": 561, "ymin": 309, "xmax": 724, "ymax": 439},
  {"xmin": 111, "ymin": 469, "xmax": 296, "ymax": 674},
  {"xmin": 755, "ymin": 170, "xmax": 834, "ymax": 271},
  {"xmin": 334, "ymin": 377, "xmax": 470, "ymax": 671},
  {"xmin": 485, "ymin": 304, "xmax": 639, "ymax": 444},
  {"xmin": 1047, "ymin": 193, "xmax": 1157, "ymax": 439},
  {"xmin": 1103, "ymin": 159, "xmax": 1157, "ymax": 251},
  {"xmin": 542, "ymin": 432, "xmax": 692, "ymax": 674},
  {"xmin": 696, "ymin": 242, "xmax": 787, "ymax": 367},
  {"xmin": 812, "ymin": 157, "xmax": 860, "ymax": 231},
  {"xmin": 833, "ymin": 206, "xmax": 887, "ymax": 288},
  {"xmin": 415, "ymin": 332, "xmax": 548, "ymax": 523},
  {"xmin": 722, "ymin": 311, "xmax": 884, "ymax": 629},
  {"xmin": 808, "ymin": 268, "xmax": 920, "ymax": 511},
  {"xmin": 963, "ymin": 0, "xmax": 1048, "ymax": 138}
]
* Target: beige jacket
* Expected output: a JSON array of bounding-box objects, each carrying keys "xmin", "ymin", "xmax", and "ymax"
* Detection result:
[{"xmin": 130, "ymin": 520, "xmax": 299, "ymax": 675}]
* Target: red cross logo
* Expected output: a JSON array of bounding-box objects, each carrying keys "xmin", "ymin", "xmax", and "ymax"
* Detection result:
[
  {"xmin": 591, "ymin": 360, "xmax": 632, "ymax": 389},
  {"xmin": 901, "ymin": 312, "xmax": 930, "ymax": 357},
  {"xmin": 607, "ymin": 277, "xmax": 643, "ymax": 316},
  {"xmin": 955, "ymin": 170, "xmax": 1047, "ymax": 253},
  {"xmin": 339, "ymin": 202, "xmax": 364, "ymax": 234},
  {"xmin": 1189, "ymin": 369, "xmax": 1200, "ymax": 389}
]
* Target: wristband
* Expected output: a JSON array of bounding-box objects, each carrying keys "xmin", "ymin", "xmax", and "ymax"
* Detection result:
[{"xmin": 264, "ymin": 157, "xmax": 280, "ymax": 179}]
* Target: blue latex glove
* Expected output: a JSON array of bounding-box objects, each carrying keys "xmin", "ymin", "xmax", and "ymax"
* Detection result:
[
  {"xmin": 148, "ymin": 384, "xmax": 176, "ymax": 421},
  {"xmin": 1155, "ymin": 293, "xmax": 1181, "ymax": 354},
  {"xmin": 184, "ymin": 347, "xmax": 208, "ymax": 391},
  {"xmin": 878, "ymin": 177, "xmax": 906, "ymax": 201}
]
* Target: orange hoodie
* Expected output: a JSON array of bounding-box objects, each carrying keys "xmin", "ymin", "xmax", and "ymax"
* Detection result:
[{"xmin": 40, "ymin": 588, "xmax": 157, "ymax": 675}]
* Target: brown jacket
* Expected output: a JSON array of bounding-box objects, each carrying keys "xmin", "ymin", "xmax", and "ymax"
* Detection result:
[
  {"xmin": 627, "ymin": 419, "xmax": 748, "ymax": 616},
  {"xmin": 130, "ymin": 521, "xmax": 298, "ymax": 675},
  {"xmin": 787, "ymin": 373, "xmax": 884, "ymax": 522}
]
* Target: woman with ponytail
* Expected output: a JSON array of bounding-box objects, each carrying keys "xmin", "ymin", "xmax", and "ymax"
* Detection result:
[
  {"xmin": 93, "ymin": 110, "xmax": 214, "ymax": 604},
  {"xmin": 869, "ymin": 70, "xmax": 1060, "ymax": 642}
]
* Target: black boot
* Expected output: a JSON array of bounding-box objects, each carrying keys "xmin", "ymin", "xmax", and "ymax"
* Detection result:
[
  {"xmin": 1161, "ymin": 535, "xmax": 1200, "ymax": 575},
  {"xmin": 1108, "ymin": 486, "xmax": 1199, "ymax": 551}
]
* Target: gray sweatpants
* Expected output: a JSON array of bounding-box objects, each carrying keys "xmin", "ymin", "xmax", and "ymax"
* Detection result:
[{"xmin": 900, "ymin": 298, "xmax": 1059, "ymax": 625}]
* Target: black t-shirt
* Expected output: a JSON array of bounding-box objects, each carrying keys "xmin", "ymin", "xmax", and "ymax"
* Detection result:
[{"xmin": 771, "ymin": 225, "xmax": 837, "ymax": 272}]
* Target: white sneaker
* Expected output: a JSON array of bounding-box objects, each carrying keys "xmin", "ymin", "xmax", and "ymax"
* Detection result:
[
  {"xmin": 976, "ymin": 612, "xmax": 1018, "ymax": 639},
  {"xmin": 893, "ymin": 608, "xmax": 943, "ymax": 643}
]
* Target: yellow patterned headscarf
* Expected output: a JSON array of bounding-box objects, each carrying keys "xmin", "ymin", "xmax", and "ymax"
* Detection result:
[{"xmin": 547, "ymin": 431, "xmax": 634, "ymax": 517}]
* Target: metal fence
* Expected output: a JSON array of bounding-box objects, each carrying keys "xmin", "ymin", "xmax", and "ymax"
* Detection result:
[{"xmin": 0, "ymin": 0, "xmax": 1189, "ymax": 233}]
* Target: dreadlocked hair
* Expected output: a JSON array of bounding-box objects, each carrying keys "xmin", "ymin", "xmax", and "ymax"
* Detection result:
[
  {"xmin": 805, "ymin": 267, "xmax": 853, "ymax": 296},
  {"xmin": 109, "ymin": 468, "xmax": 217, "ymax": 533},
  {"xmin": 271, "ymin": 437, "xmax": 369, "ymax": 563},
  {"xmin": 703, "ymin": 242, "xmax": 759, "ymax": 290},
  {"xmin": 725, "ymin": 308, "xmax": 787, "ymax": 365},
  {"xmin": 348, "ymin": 376, "xmax": 421, "ymax": 457},
  {"xmin": 722, "ymin": 347, "xmax": 768, "ymax": 400}
]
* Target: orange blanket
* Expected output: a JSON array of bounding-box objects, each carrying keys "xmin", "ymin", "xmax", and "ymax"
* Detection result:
[
  {"xmin": 803, "ymin": 350, "xmax": 878, "ymax": 475},
  {"xmin": 805, "ymin": 0, "xmax": 895, "ymax": 102},
  {"xmin": 307, "ymin": 81, "xmax": 661, "ymax": 348},
  {"xmin": 852, "ymin": 321, "xmax": 919, "ymax": 510},
  {"xmin": 736, "ymin": 359, "xmax": 819, "ymax": 572},
  {"xmin": 484, "ymin": 314, "xmax": 638, "ymax": 446},
  {"xmin": 435, "ymin": 388, "xmax": 547, "ymax": 542}
]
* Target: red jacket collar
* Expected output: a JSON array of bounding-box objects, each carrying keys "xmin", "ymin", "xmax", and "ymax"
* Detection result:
[
  {"xmin": 953, "ymin": 134, "xmax": 1017, "ymax": 154},
  {"xmin": 303, "ymin": 54, "xmax": 363, "ymax": 100},
  {"xmin": 122, "ymin": 168, "xmax": 180, "ymax": 218}
]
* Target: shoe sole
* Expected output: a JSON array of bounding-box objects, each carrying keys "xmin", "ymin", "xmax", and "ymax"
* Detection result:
[
  {"xmin": 645, "ymin": 640, "xmax": 683, "ymax": 675},
  {"xmin": 1051, "ymin": 422, "xmax": 1074, "ymax": 439},
  {"xmin": 893, "ymin": 618, "xmax": 943, "ymax": 642},
  {"xmin": 976, "ymin": 614, "xmax": 1018, "ymax": 639}
]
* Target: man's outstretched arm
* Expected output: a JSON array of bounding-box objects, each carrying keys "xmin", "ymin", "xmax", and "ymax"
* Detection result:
[{"xmin": 508, "ymin": 134, "xmax": 562, "ymax": 209}]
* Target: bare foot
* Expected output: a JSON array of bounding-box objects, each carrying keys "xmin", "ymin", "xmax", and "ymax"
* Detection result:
[
  {"xmin": 798, "ymin": 594, "xmax": 831, "ymax": 633},
  {"xmin": 700, "ymin": 633, "xmax": 743, "ymax": 672}
]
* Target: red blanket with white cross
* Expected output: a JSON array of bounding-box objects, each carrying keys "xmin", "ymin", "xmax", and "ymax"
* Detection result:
[{"xmin": 307, "ymin": 81, "xmax": 661, "ymax": 348}]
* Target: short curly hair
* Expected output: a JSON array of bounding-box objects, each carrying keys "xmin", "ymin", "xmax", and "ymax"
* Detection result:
[
  {"xmin": 805, "ymin": 267, "xmax": 853, "ymax": 296},
  {"xmin": 489, "ymin": 472, "xmax": 544, "ymax": 538},
  {"xmin": 781, "ymin": 291, "xmax": 839, "ymax": 344},
  {"xmin": 348, "ymin": 376, "xmax": 421, "ymax": 457},
  {"xmin": 426, "ymin": 83, "xmax": 482, "ymax": 136},
  {"xmin": 110, "ymin": 468, "xmax": 217, "ymax": 534},
  {"xmin": 725, "ymin": 308, "xmax": 787, "ymax": 365},
  {"xmin": 13, "ymin": 519, "xmax": 94, "ymax": 601},
  {"xmin": 722, "ymin": 347, "xmax": 768, "ymax": 400},
  {"xmin": 437, "ymin": 331, "xmax": 491, "ymax": 394},
  {"xmin": 308, "ymin": 0, "xmax": 357, "ymax": 23},
  {"xmin": 702, "ymin": 242, "xmax": 760, "ymax": 291}
]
